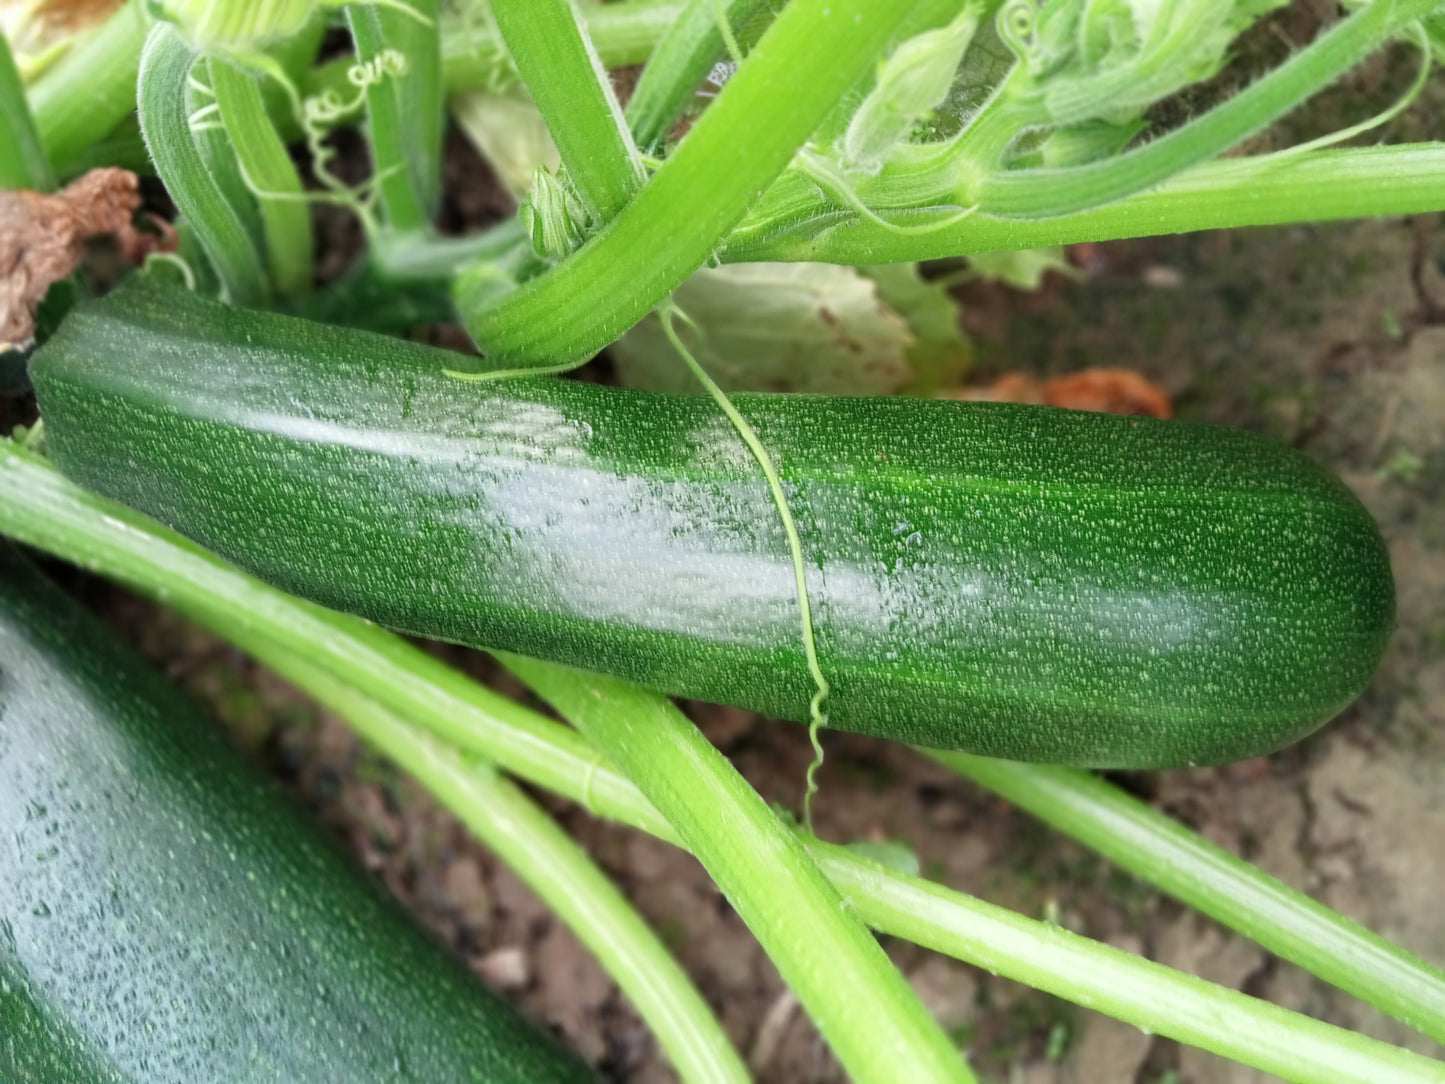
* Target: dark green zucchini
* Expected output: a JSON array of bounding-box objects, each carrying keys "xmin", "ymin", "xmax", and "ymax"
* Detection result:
[
  {"xmin": 31, "ymin": 278, "xmax": 1394, "ymax": 766},
  {"xmin": 0, "ymin": 546, "xmax": 594, "ymax": 1083}
]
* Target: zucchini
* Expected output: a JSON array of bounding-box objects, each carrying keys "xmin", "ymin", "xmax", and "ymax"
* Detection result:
[
  {"xmin": 0, "ymin": 546, "xmax": 594, "ymax": 1083},
  {"xmin": 31, "ymin": 279, "xmax": 1394, "ymax": 767}
]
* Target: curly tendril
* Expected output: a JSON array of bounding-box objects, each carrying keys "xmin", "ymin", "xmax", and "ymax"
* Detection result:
[{"xmin": 998, "ymin": 0, "xmax": 1038, "ymax": 59}]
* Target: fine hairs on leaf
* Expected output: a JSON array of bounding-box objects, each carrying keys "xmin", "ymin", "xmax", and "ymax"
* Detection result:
[{"xmin": 657, "ymin": 301, "xmax": 831, "ymax": 830}]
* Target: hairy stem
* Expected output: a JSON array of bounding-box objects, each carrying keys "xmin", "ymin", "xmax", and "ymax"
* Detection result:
[
  {"xmin": 458, "ymin": 0, "xmax": 919, "ymax": 370},
  {"xmin": 303, "ymin": 0, "xmax": 681, "ymax": 127},
  {"xmin": 623, "ymin": 0, "xmax": 776, "ymax": 150},
  {"xmin": 137, "ymin": 23, "xmax": 269, "ymax": 306},
  {"xmin": 346, "ymin": 0, "xmax": 443, "ymax": 231},
  {"xmin": 497, "ymin": 654, "xmax": 976, "ymax": 1084},
  {"xmin": 722, "ymin": 144, "xmax": 1445, "ymax": 264},
  {"xmin": 210, "ymin": 58, "xmax": 313, "ymax": 294},
  {"xmin": 489, "ymin": 0, "xmax": 644, "ymax": 223}
]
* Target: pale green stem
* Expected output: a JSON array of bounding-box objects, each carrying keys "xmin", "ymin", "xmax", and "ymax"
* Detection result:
[
  {"xmin": 304, "ymin": 0, "xmax": 684, "ymax": 111},
  {"xmin": 818, "ymin": 848, "xmax": 1445, "ymax": 1084},
  {"xmin": 209, "ymin": 58, "xmax": 312, "ymax": 295},
  {"xmin": 623, "ymin": 0, "xmax": 776, "ymax": 150},
  {"xmin": 489, "ymin": 0, "xmax": 644, "ymax": 223},
  {"xmin": 186, "ymin": 66, "xmax": 266, "ymax": 263},
  {"xmin": 0, "ymin": 440, "xmax": 671, "ymax": 843},
  {"xmin": 969, "ymin": 0, "xmax": 1441, "ymax": 217},
  {"xmin": 496, "ymin": 653, "xmax": 976, "ymax": 1084},
  {"xmin": 722, "ymin": 144, "xmax": 1445, "ymax": 264},
  {"xmin": 276, "ymin": 663, "xmax": 750, "ymax": 1084},
  {"xmin": 928, "ymin": 751, "xmax": 1445, "ymax": 1047},
  {"xmin": 28, "ymin": 0, "xmax": 148, "ymax": 179},
  {"xmin": 137, "ymin": 23, "xmax": 269, "ymax": 305},
  {"xmin": 459, "ymin": 0, "xmax": 919, "ymax": 370},
  {"xmin": 346, "ymin": 0, "xmax": 442, "ymax": 231}
]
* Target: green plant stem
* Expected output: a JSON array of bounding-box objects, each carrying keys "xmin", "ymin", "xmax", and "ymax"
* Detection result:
[
  {"xmin": 6, "ymin": 441, "xmax": 1445, "ymax": 1083},
  {"xmin": 969, "ymin": 0, "xmax": 1439, "ymax": 218},
  {"xmin": 209, "ymin": 59, "xmax": 313, "ymax": 295},
  {"xmin": 27, "ymin": 0, "xmax": 148, "ymax": 180},
  {"xmin": 495, "ymin": 654, "xmax": 975, "ymax": 1084},
  {"xmin": 0, "ymin": 440, "xmax": 672, "ymax": 844},
  {"xmin": 489, "ymin": 0, "xmax": 643, "ymax": 223},
  {"xmin": 137, "ymin": 23, "xmax": 269, "ymax": 306},
  {"xmin": 326, "ymin": 144, "xmax": 1445, "ymax": 282},
  {"xmin": 722, "ymin": 143, "xmax": 1445, "ymax": 264},
  {"xmin": 446, "ymin": 0, "xmax": 680, "ymax": 95},
  {"xmin": 928, "ymin": 751, "xmax": 1445, "ymax": 1047},
  {"xmin": 623, "ymin": 0, "xmax": 775, "ymax": 150},
  {"xmin": 304, "ymin": 0, "xmax": 681, "ymax": 115},
  {"xmin": 728, "ymin": 0, "xmax": 1441, "ymax": 256},
  {"xmin": 279, "ymin": 663, "xmax": 750, "ymax": 1084},
  {"xmin": 346, "ymin": 0, "xmax": 443, "ymax": 232},
  {"xmin": 371, "ymin": 219, "xmax": 531, "ymax": 279},
  {"xmin": 186, "ymin": 69, "xmax": 267, "ymax": 258},
  {"xmin": 315, "ymin": 145, "xmax": 1445, "ymax": 285},
  {"xmin": 264, "ymin": 8, "xmax": 328, "ymax": 118},
  {"xmin": 0, "ymin": 32, "xmax": 53, "ymax": 190},
  {"xmin": 459, "ymin": 0, "xmax": 919, "ymax": 370},
  {"xmin": 819, "ymin": 849, "xmax": 1445, "ymax": 1084},
  {"xmin": 445, "ymin": 0, "xmax": 677, "ymax": 98}
]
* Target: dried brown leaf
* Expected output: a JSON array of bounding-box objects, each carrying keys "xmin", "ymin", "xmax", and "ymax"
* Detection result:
[
  {"xmin": 1041, "ymin": 368, "xmax": 1173, "ymax": 418},
  {"xmin": 947, "ymin": 366, "xmax": 1172, "ymax": 418},
  {"xmin": 1, "ymin": 168, "xmax": 173, "ymax": 350}
]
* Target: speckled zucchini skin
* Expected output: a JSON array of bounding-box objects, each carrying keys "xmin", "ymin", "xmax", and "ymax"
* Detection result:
[
  {"xmin": 32, "ymin": 279, "xmax": 1394, "ymax": 766},
  {"xmin": 0, "ymin": 548, "xmax": 594, "ymax": 1084}
]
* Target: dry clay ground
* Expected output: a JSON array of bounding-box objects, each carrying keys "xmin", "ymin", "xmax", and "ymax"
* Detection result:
[{"xmin": 85, "ymin": 210, "xmax": 1445, "ymax": 1084}]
